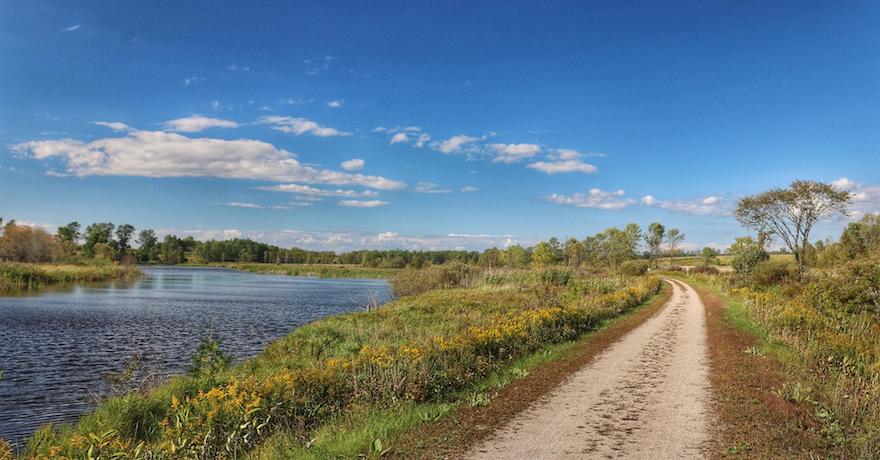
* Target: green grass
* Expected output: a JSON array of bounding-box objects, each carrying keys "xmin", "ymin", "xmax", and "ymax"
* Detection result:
[
  {"xmin": 246, "ymin": 285, "xmax": 669, "ymax": 460},
  {"xmin": 0, "ymin": 262, "xmax": 141, "ymax": 293},
  {"xmin": 201, "ymin": 262, "xmax": 400, "ymax": 279}
]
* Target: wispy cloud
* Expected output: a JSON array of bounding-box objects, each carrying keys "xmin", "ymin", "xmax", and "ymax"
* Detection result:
[
  {"xmin": 340, "ymin": 158, "xmax": 365, "ymax": 171},
  {"xmin": 184, "ymin": 76, "xmax": 205, "ymax": 86},
  {"xmin": 433, "ymin": 135, "xmax": 482, "ymax": 154},
  {"xmin": 225, "ymin": 64, "xmax": 250, "ymax": 71},
  {"xmin": 641, "ymin": 194, "xmax": 731, "ymax": 216},
  {"xmin": 490, "ymin": 143, "xmax": 541, "ymax": 163},
  {"xmin": 460, "ymin": 186, "xmax": 479, "ymax": 192},
  {"xmin": 414, "ymin": 182, "xmax": 452, "ymax": 194},
  {"xmin": 338, "ymin": 200, "xmax": 389, "ymax": 208},
  {"xmin": 304, "ymin": 56, "xmax": 335, "ymax": 75},
  {"xmin": 217, "ymin": 201, "xmax": 263, "ymax": 208},
  {"xmin": 546, "ymin": 188, "xmax": 634, "ymax": 209},
  {"xmin": 258, "ymin": 183, "xmax": 379, "ymax": 198},
  {"xmin": 527, "ymin": 149, "xmax": 598, "ymax": 174},
  {"xmin": 93, "ymin": 121, "xmax": 130, "ymax": 132},
  {"xmin": 163, "ymin": 115, "xmax": 239, "ymax": 132},
  {"xmin": 381, "ymin": 126, "xmax": 431, "ymax": 148},
  {"xmin": 326, "ymin": 99, "xmax": 343, "ymax": 108},
  {"xmin": 258, "ymin": 116, "xmax": 350, "ymax": 137},
  {"xmin": 13, "ymin": 125, "xmax": 405, "ymax": 190},
  {"xmin": 60, "ymin": 25, "xmax": 81, "ymax": 33}
]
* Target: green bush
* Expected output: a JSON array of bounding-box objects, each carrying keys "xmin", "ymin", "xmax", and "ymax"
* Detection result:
[
  {"xmin": 806, "ymin": 260, "xmax": 880, "ymax": 315},
  {"xmin": 751, "ymin": 260, "xmax": 796, "ymax": 287},
  {"xmin": 618, "ymin": 260, "xmax": 649, "ymax": 276}
]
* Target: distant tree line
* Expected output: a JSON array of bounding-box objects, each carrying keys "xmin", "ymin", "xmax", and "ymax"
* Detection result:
[{"xmin": 0, "ymin": 217, "xmax": 692, "ymax": 270}]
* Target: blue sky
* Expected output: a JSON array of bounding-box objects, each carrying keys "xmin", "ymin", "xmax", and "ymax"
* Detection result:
[{"xmin": 1, "ymin": 0, "xmax": 878, "ymax": 251}]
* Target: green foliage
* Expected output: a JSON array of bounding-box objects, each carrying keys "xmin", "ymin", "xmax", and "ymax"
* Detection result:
[
  {"xmin": 618, "ymin": 259, "xmax": 649, "ymax": 276},
  {"xmin": 750, "ymin": 260, "xmax": 796, "ymax": 287},
  {"xmin": 389, "ymin": 263, "xmax": 476, "ymax": 297},
  {"xmin": 189, "ymin": 335, "xmax": 231, "ymax": 382},
  {"xmin": 729, "ymin": 236, "xmax": 770, "ymax": 275},
  {"xmin": 0, "ymin": 262, "xmax": 140, "ymax": 292}
]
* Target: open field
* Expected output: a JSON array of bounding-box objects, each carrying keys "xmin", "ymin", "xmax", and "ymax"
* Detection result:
[
  {"xmin": 0, "ymin": 262, "xmax": 141, "ymax": 293},
  {"xmin": 17, "ymin": 269, "xmax": 660, "ymax": 459},
  {"xmin": 199, "ymin": 263, "xmax": 400, "ymax": 279}
]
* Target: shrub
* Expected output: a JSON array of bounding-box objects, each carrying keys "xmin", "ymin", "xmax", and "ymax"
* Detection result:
[
  {"xmin": 389, "ymin": 263, "xmax": 476, "ymax": 297},
  {"xmin": 618, "ymin": 260, "xmax": 648, "ymax": 276},
  {"xmin": 805, "ymin": 260, "xmax": 880, "ymax": 315},
  {"xmin": 691, "ymin": 265, "xmax": 719, "ymax": 275},
  {"xmin": 751, "ymin": 260, "xmax": 796, "ymax": 287}
]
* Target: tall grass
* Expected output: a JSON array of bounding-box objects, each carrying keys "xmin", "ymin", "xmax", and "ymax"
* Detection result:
[
  {"xmin": 20, "ymin": 272, "xmax": 660, "ymax": 459},
  {"xmin": 688, "ymin": 260, "xmax": 880, "ymax": 458},
  {"xmin": 0, "ymin": 262, "xmax": 141, "ymax": 292}
]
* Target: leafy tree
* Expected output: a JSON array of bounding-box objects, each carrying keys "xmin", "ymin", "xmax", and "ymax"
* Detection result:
[
  {"xmin": 0, "ymin": 224, "xmax": 57, "ymax": 262},
  {"xmin": 729, "ymin": 235, "xmax": 769, "ymax": 275},
  {"xmin": 563, "ymin": 237, "xmax": 584, "ymax": 267},
  {"xmin": 136, "ymin": 229, "xmax": 158, "ymax": 263},
  {"xmin": 644, "ymin": 222, "xmax": 665, "ymax": 267},
  {"xmin": 114, "ymin": 224, "xmax": 135, "ymax": 261},
  {"xmin": 530, "ymin": 241, "xmax": 556, "ymax": 267},
  {"xmin": 734, "ymin": 180, "xmax": 850, "ymax": 274},
  {"xmin": 56, "ymin": 222, "xmax": 81, "ymax": 243},
  {"xmin": 700, "ymin": 247, "xmax": 719, "ymax": 267},
  {"xmin": 665, "ymin": 228, "xmax": 685, "ymax": 267},
  {"xmin": 83, "ymin": 222, "xmax": 115, "ymax": 257},
  {"xmin": 504, "ymin": 245, "xmax": 530, "ymax": 268}
]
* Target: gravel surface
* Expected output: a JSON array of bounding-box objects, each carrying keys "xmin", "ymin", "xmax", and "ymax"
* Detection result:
[{"xmin": 468, "ymin": 279, "xmax": 711, "ymax": 459}]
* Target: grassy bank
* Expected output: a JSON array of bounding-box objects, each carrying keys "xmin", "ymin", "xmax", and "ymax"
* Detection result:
[
  {"xmin": 682, "ymin": 264, "xmax": 879, "ymax": 458},
  {"xmin": 201, "ymin": 263, "xmax": 399, "ymax": 279},
  {"xmin": 0, "ymin": 262, "xmax": 141, "ymax": 293},
  {"xmin": 19, "ymin": 269, "xmax": 659, "ymax": 459}
]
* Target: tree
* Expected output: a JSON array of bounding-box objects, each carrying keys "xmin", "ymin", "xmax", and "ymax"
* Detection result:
[
  {"xmin": 644, "ymin": 222, "xmax": 665, "ymax": 267},
  {"xmin": 729, "ymin": 235, "xmax": 769, "ymax": 275},
  {"xmin": 734, "ymin": 180, "xmax": 850, "ymax": 274},
  {"xmin": 563, "ymin": 237, "xmax": 585, "ymax": 267},
  {"xmin": 665, "ymin": 228, "xmax": 685, "ymax": 267},
  {"xmin": 115, "ymin": 224, "xmax": 135, "ymax": 261},
  {"xmin": 56, "ymin": 222, "xmax": 81, "ymax": 243},
  {"xmin": 700, "ymin": 247, "xmax": 719, "ymax": 267},
  {"xmin": 83, "ymin": 222, "xmax": 115, "ymax": 257},
  {"xmin": 531, "ymin": 241, "xmax": 556, "ymax": 267},
  {"xmin": 0, "ymin": 224, "xmax": 57, "ymax": 262},
  {"xmin": 136, "ymin": 229, "xmax": 158, "ymax": 263}
]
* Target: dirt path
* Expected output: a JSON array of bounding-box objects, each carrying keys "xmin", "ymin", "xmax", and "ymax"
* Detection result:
[{"xmin": 467, "ymin": 279, "xmax": 711, "ymax": 459}]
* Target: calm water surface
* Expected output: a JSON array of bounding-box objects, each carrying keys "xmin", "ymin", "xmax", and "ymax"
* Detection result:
[{"xmin": 0, "ymin": 266, "xmax": 390, "ymax": 446}]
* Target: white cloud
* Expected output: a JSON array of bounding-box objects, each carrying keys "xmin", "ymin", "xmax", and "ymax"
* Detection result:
[
  {"xmin": 433, "ymin": 135, "xmax": 481, "ymax": 154},
  {"xmin": 258, "ymin": 183, "xmax": 379, "ymax": 198},
  {"xmin": 338, "ymin": 200, "xmax": 389, "ymax": 208},
  {"xmin": 60, "ymin": 25, "xmax": 80, "ymax": 32},
  {"xmin": 258, "ymin": 116, "xmax": 350, "ymax": 137},
  {"xmin": 93, "ymin": 121, "xmax": 130, "ymax": 132},
  {"xmin": 184, "ymin": 76, "xmax": 205, "ymax": 86},
  {"xmin": 226, "ymin": 64, "xmax": 250, "ymax": 71},
  {"xmin": 460, "ymin": 186, "xmax": 479, "ymax": 192},
  {"xmin": 490, "ymin": 143, "xmax": 541, "ymax": 163},
  {"xmin": 217, "ymin": 201, "xmax": 263, "ymax": 208},
  {"xmin": 326, "ymin": 99, "xmax": 343, "ymax": 108},
  {"xmin": 414, "ymin": 182, "xmax": 452, "ymax": 194},
  {"xmin": 641, "ymin": 195, "xmax": 730, "ymax": 216},
  {"xmin": 527, "ymin": 149, "xmax": 598, "ymax": 174},
  {"xmin": 164, "ymin": 228, "xmax": 534, "ymax": 251},
  {"xmin": 831, "ymin": 177, "xmax": 880, "ymax": 219},
  {"xmin": 163, "ymin": 115, "xmax": 238, "ymax": 132},
  {"xmin": 340, "ymin": 158, "xmax": 365, "ymax": 171},
  {"xmin": 384, "ymin": 127, "xmax": 431, "ymax": 148},
  {"xmin": 13, "ymin": 125, "xmax": 405, "ymax": 190},
  {"xmin": 545, "ymin": 188, "xmax": 634, "ymax": 209},
  {"xmin": 390, "ymin": 132, "xmax": 409, "ymax": 144},
  {"xmin": 211, "ymin": 100, "xmax": 222, "ymax": 110}
]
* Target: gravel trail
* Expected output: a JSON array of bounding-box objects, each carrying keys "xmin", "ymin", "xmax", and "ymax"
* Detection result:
[{"xmin": 468, "ymin": 279, "xmax": 711, "ymax": 459}]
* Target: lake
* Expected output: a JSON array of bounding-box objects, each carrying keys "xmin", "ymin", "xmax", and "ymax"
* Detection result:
[{"xmin": 0, "ymin": 266, "xmax": 391, "ymax": 447}]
